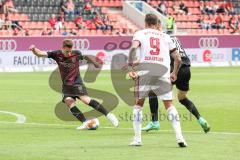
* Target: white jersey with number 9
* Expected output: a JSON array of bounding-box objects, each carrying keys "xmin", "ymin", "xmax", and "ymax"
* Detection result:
[{"xmin": 133, "ymin": 28, "xmax": 176, "ymax": 77}]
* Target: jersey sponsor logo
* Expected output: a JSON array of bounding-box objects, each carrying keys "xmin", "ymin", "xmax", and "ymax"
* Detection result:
[
  {"xmin": 71, "ymin": 39, "xmax": 90, "ymax": 51},
  {"xmin": 59, "ymin": 61, "xmax": 74, "ymax": 68},
  {"xmin": 199, "ymin": 37, "xmax": 219, "ymax": 49},
  {"xmin": 0, "ymin": 40, "xmax": 17, "ymax": 52}
]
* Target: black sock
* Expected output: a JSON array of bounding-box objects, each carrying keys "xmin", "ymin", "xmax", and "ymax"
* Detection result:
[
  {"xmin": 70, "ymin": 106, "xmax": 86, "ymax": 122},
  {"xmin": 149, "ymin": 96, "xmax": 159, "ymax": 122},
  {"xmin": 179, "ymin": 98, "xmax": 201, "ymax": 119},
  {"xmin": 89, "ymin": 99, "xmax": 109, "ymax": 116}
]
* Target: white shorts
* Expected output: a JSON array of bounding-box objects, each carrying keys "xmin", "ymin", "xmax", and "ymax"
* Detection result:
[{"xmin": 134, "ymin": 75, "xmax": 173, "ymax": 100}]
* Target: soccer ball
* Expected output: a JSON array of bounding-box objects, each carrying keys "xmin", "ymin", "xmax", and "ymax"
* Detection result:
[{"xmin": 86, "ymin": 118, "xmax": 100, "ymax": 130}]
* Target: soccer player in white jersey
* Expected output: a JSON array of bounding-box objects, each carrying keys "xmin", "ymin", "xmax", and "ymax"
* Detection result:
[{"xmin": 127, "ymin": 14, "xmax": 187, "ymax": 147}]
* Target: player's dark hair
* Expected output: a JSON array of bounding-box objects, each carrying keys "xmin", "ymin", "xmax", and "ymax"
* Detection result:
[
  {"xmin": 63, "ymin": 39, "xmax": 73, "ymax": 48},
  {"xmin": 145, "ymin": 14, "xmax": 158, "ymax": 26}
]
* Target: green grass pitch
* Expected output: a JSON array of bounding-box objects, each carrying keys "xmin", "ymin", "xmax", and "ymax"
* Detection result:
[{"xmin": 0, "ymin": 67, "xmax": 240, "ymax": 160}]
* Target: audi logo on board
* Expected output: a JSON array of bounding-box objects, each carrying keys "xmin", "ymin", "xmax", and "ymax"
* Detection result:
[
  {"xmin": 71, "ymin": 39, "xmax": 90, "ymax": 51},
  {"xmin": 199, "ymin": 37, "xmax": 219, "ymax": 49},
  {"xmin": 0, "ymin": 40, "xmax": 17, "ymax": 52}
]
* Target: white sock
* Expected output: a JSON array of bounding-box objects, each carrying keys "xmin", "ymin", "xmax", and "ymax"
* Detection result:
[
  {"xmin": 133, "ymin": 105, "xmax": 143, "ymax": 142},
  {"xmin": 167, "ymin": 106, "xmax": 184, "ymax": 140}
]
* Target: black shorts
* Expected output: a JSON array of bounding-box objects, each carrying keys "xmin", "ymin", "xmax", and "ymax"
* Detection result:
[
  {"xmin": 173, "ymin": 65, "xmax": 191, "ymax": 91},
  {"xmin": 62, "ymin": 84, "xmax": 88, "ymax": 102}
]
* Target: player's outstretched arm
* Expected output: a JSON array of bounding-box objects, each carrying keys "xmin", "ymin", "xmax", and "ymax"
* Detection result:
[
  {"xmin": 29, "ymin": 45, "xmax": 48, "ymax": 57},
  {"xmin": 170, "ymin": 50, "xmax": 182, "ymax": 82},
  {"xmin": 84, "ymin": 55, "xmax": 101, "ymax": 68}
]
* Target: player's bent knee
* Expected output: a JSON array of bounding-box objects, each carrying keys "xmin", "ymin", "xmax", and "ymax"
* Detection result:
[
  {"xmin": 163, "ymin": 100, "xmax": 173, "ymax": 109},
  {"xmin": 64, "ymin": 97, "xmax": 76, "ymax": 108},
  {"xmin": 136, "ymin": 99, "xmax": 144, "ymax": 107},
  {"xmin": 178, "ymin": 91, "xmax": 188, "ymax": 101},
  {"xmin": 79, "ymin": 96, "xmax": 91, "ymax": 105}
]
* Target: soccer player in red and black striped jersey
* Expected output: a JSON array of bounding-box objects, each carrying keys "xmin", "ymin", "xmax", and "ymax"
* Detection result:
[{"xmin": 29, "ymin": 39, "xmax": 118, "ymax": 129}]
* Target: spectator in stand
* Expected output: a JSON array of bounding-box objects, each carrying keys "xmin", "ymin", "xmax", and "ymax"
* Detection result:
[
  {"xmin": 216, "ymin": 1, "xmax": 226, "ymax": 14},
  {"xmin": 157, "ymin": 1, "xmax": 167, "ymax": 16},
  {"xmin": 61, "ymin": 0, "xmax": 75, "ymax": 15},
  {"xmin": 85, "ymin": 20, "xmax": 96, "ymax": 30},
  {"xmin": 12, "ymin": 27, "xmax": 18, "ymax": 36},
  {"xmin": 199, "ymin": 1, "xmax": 207, "ymax": 14},
  {"xmin": 121, "ymin": 28, "xmax": 128, "ymax": 35},
  {"xmin": 47, "ymin": 28, "xmax": 54, "ymax": 35},
  {"xmin": 69, "ymin": 28, "xmax": 77, "ymax": 36},
  {"xmin": 4, "ymin": 16, "xmax": 12, "ymax": 30},
  {"xmin": 60, "ymin": 0, "xmax": 65, "ymax": 13},
  {"xmin": 201, "ymin": 15, "xmax": 212, "ymax": 30},
  {"xmin": 55, "ymin": 13, "xmax": 64, "ymax": 31},
  {"xmin": 212, "ymin": 1, "xmax": 219, "ymax": 14},
  {"xmin": 49, "ymin": 14, "xmax": 57, "ymax": 29},
  {"xmin": 60, "ymin": 0, "xmax": 75, "ymax": 14},
  {"xmin": 41, "ymin": 28, "xmax": 48, "ymax": 36},
  {"xmin": 197, "ymin": 14, "xmax": 204, "ymax": 27},
  {"xmin": 205, "ymin": 1, "xmax": 215, "ymax": 14},
  {"xmin": 225, "ymin": 1, "xmax": 235, "ymax": 15},
  {"xmin": 75, "ymin": 15, "xmax": 84, "ymax": 29},
  {"xmin": 84, "ymin": 2, "xmax": 92, "ymax": 14},
  {"xmin": 200, "ymin": 1, "xmax": 217, "ymax": 15},
  {"xmin": 103, "ymin": 15, "xmax": 113, "ymax": 31},
  {"xmin": 0, "ymin": 14, "xmax": 5, "ymax": 29},
  {"xmin": 24, "ymin": 29, "xmax": 30, "ymax": 36},
  {"xmin": 229, "ymin": 15, "xmax": 239, "ymax": 34},
  {"xmin": 179, "ymin": 0, "xmax": 188, "ymax": 15},
  {"xmin": 173, "ymin": 1, "xmax": 182, "ymax": 14},
  {"xmin": 3, "ymin": 0, "xmax": 17, "ymax": 13},
  {"xmin": 94, "ymin": 13, "xmax": 106, "ymax": 30},
  {"xmin": 12, "ymin": 20, "xmax": 22, "ymax": 30},
  {"xmin": 212, "ymin": 13, "xmax": 225, "ymax": 29},
  {"xmin": 0, "ymin": 0, "xmax": 4, "ymax": 14}
]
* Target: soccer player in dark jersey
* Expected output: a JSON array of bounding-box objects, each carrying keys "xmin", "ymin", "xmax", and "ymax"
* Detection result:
[
  {"xmin": 29, "ymin": 39, "xmax": 119, "ymax": 129},
  {"xmin": 142, "ymin": 23, "xmax": 210, "ymax": 133}
]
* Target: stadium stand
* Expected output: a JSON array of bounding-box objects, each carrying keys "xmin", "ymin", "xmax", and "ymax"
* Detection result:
[
  {"xmin": 0, "ymin": 0, "xmax": 138, "ymax": 36},
  {"xmin": 0, "ymin": 0, "xmax": 239, "ymax": 36}
]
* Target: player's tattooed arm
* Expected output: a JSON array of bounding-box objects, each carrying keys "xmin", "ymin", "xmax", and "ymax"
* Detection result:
[
  {"xmin": 170, "ymin": 49, "xmax": 182, "ymax": 82},
  {"xmin": 84, "ymin": 55, "xmax": 101, "ymax": 68},
  {"xmin": 29, "ymin": 45, "xmax": 48, "ymax": 57},
  {"xmin": 128, "ymin": 40, "xmax": 140, "ymax": 67}
]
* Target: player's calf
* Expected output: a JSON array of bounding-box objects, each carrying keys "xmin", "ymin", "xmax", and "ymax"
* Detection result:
[{"xmin": 64, "ymin": 97, "xmax": 87, "ymax": 123}]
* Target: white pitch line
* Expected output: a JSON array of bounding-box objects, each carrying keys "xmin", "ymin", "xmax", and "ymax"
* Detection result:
[
  {"xmin": 0, "ymin": 110, "xmax": 26, "ymax": 124},
  {"xmin": 0, "ymin": 121, "xmax": 239, "ymax": 135}
]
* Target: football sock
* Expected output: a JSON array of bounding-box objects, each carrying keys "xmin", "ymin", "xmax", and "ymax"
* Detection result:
[
  {"xmin": 89, "ymin": 99, "xmax": 109, "ymax": 116},
  {"xmin": 179, "ymin": 98, "xmax": 201, "ymax": 119},
  {"xmin": 167, "ymin": 106, "xmax": 184, "ymax": 140},
  {"xmin": 70, "ymin": 106, "xmax": 86, "ymax": 122},
  {"xmin": 133, "ymin": 105, "xmax": 143, "ymax": 141},
  {"xmin": 149, "ymin": 96, "xmax": 159, "ymax": 122}
]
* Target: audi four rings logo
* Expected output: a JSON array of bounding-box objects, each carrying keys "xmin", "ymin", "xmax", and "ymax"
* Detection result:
[
  {"xmin": 199, "ymin": 37, "xmax": 219, "ymax": 49},
  {"xmin": 71, "ymin": 39, "xmax": 90, "ymax": 51},
  {"xmin": 0, "ymin": 40, "xmax": 17, "ymax": 52}
]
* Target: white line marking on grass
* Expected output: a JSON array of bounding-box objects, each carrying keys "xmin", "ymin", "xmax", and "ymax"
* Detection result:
[
  {"xmin": 0, "ymin": 111, "xmax": 26, "ymax": 124},
  {"xmin": 0, "ymin": 121, "xmax": 239, "ymax": 135}
]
